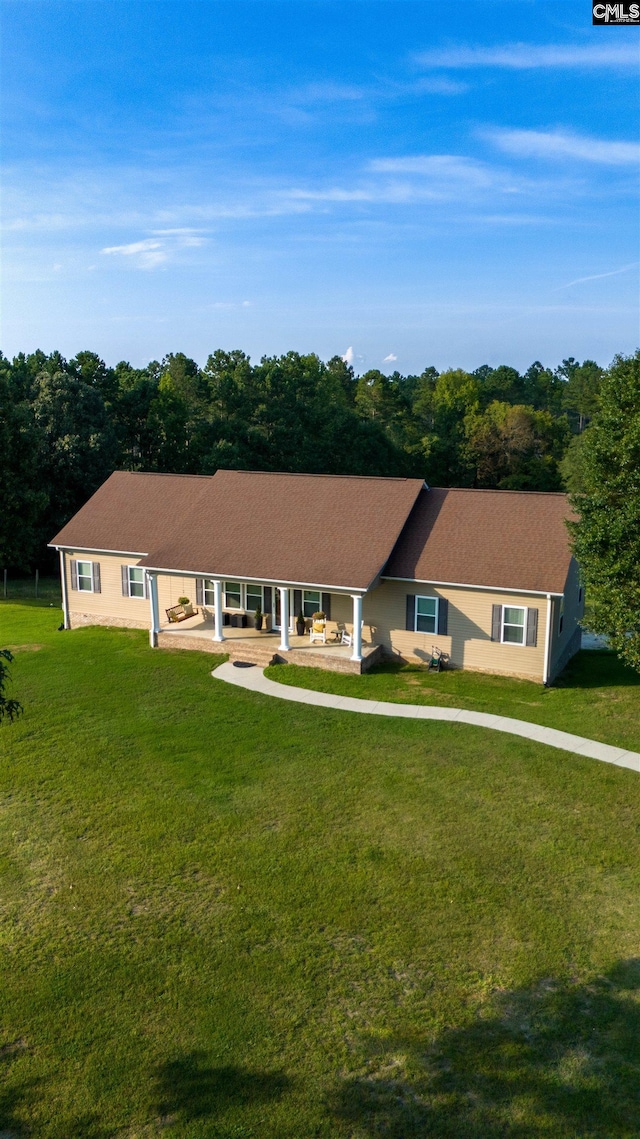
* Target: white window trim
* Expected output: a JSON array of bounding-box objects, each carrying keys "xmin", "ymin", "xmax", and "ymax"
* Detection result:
[
  {"xmin": 127, "ymin": 565, "xmax": 145, "ymax": 599},
  {"xmin": 302, "ymin": 589, "xmax": 322, "ymax": 618},
  {"xmin": 220, "ymin": 581, "xmax": 265, "ymax": 612},
  {"xmin": 244, "ymin": 584, "xmax": 264, "ymax": 612},
  {"xmin": 77, "ymin": 560, "xmax": 94, "ymax": 593},
  {"xmin": 414, "ymin": 594, "xmax": 439, "ymax": 635},
  {"xmin": 223, "ymin": 581, "xmax": 243, "ymax": 611},
  {"xmin": 501, "ymin": 605, "xmax": 528, "ymax": 646}
]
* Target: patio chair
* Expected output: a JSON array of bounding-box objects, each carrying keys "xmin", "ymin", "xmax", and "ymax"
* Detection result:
[
  {"xmin": 334, "ymin": 621, "xmax": 364, "ymax": 647},
  {"xmin": 309, "ymin": 619, "xmax": 327, "ymax": 644}
]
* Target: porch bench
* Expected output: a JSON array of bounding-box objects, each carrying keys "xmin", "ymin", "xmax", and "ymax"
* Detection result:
[{"xmin": 165, "ymin": 603, "xmax": 199, "ymax": 624}]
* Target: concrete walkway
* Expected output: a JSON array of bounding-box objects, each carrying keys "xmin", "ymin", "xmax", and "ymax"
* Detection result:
[{"xmin": 212, "ymin": 661, "xmax": 640, "ymax": 773}]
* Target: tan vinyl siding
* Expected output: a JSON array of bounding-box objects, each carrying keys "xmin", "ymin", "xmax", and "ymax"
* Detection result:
[
  {"xmin": 365, "ymin": 580, "xmax": 547, "ymax": 680},
  {"xmin": 65, "ymin": 552, "xmax": 195, "ymax": 631}
]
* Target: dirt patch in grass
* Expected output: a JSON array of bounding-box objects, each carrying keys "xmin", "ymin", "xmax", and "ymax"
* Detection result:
[{"xmin": 4, "ymin": 644, "xmax": 44, "ymax": 653}]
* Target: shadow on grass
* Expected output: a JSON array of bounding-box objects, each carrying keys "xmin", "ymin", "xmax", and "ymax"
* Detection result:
[
  {"xmin": 154, "ymin": 1052, "xmax": 291, "ymax": 1123},
  {"xmin": 0, "ymin": 1046, "xmax": 39, "ymax": 1138},
  {"xmin": 554, "ymin": 650, "xmax": 640, "ymax": 690},
  {"xmin": 329, "ymin": 959, "xmax": 640, "ymax": 1138}
]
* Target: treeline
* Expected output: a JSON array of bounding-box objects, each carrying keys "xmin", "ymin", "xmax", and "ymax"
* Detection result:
[{"xmin": 0, "ymin": 347, "xmax": 604, "ymax": 570}]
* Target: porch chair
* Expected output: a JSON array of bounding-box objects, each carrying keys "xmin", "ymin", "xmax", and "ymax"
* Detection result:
[
  {"xmin": 334, "ymin": 621, "xmax": 364, "ymax": 647},
  {"xmin": 309, "ymin": 618, "xmax": 327, "ymax": 644}
]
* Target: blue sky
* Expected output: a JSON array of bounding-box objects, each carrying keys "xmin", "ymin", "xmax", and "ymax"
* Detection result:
[{"xmin": 2, "ymin": 0, "xmax": 639, "ymax": 373}]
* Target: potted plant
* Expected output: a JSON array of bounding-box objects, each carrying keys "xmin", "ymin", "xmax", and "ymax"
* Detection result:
[
  {"xmin": 312, "ymin": 611, "xmax": 326, "ymax": 621},
  {"xmin": 254, "ymin": 606, "xmax": 263, "ymax": 631},
  {"xmin": 296, "ymin": 609, "xmax": 306, "ymax": 636},
  {"xmin": 178, "ymin": 595, "xmax": 193, "ymax": 615}
]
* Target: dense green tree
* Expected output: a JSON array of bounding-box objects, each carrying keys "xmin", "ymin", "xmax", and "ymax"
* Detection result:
[
  {"xmin": 568, "ymin": 351, "xmax": 640, "ymax": 672},
  {"xmin": 558, "ymin": 358, "xmax": 603, "ymax": 432},
  {"xmin": 31, "ymin": 366, "xmax": 118, "ymax": 542},
  {"xmin": 0, "ymin": 363, "xmax": 47, "ymax": 569},
  {"xmin": 473, "ymin": 364, "xmax": 526, "ymax": 408},
  {"xmin": 464, "ymin": 401, "xmax": 569, "ymax": 490},
  {"xmin": 523, "ymin": 361, "xmax": 564, "ymax": 415}
]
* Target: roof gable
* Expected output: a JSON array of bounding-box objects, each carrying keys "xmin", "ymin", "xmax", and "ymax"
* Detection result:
[{"xmin": 384, "ymin": 487, "xmax": 574, "ymax": 595}]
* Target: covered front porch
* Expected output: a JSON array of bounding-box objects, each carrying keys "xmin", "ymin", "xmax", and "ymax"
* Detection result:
[
  {"xmin": 155, "ymin": 611, "xmax": 384, "ymax": 674},
  {"xmin": 147, "ymin": 573, "xmax": 378, "ymax": 672}
]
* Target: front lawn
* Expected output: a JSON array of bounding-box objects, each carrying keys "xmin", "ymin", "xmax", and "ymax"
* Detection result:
[
  {"xmin": 265, "ymin": 650, "xmax": 640, "ymax": 752},
  {"xmin": 1, "ymin": 601, "xmax": 640, "ymax": 1137}
]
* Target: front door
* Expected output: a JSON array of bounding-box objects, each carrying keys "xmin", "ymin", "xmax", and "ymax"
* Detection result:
[{"xmin": 272, "ymin": 589, "xmax": 291, "ymax": 631}]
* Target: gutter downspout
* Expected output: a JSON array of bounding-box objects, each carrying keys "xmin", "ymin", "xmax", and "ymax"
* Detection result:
[
  {"xmin": 542, "ymin": 592, "xmax": 552, "ymax": 686},
  {"xmin": 59, "ymin": 549, "xmax": 70, "ymax": 629}
]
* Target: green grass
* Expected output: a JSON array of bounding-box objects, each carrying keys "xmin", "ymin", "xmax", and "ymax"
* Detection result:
[
  {"xmin": 265, "ymin": 650, "xmax": 640, "ymax": 753},
  {"xmin": 2, "ymin": 601, "xmax": 640, "ymax": 1137},
  {"xmin": 1, "ymin": 575, "xmax": 62, "ymax": 606}
]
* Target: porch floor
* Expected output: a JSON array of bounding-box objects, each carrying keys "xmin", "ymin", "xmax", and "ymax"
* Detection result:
[{"xmin": 156, "ymin": 614, "xmax": 383, "ymax": 674}]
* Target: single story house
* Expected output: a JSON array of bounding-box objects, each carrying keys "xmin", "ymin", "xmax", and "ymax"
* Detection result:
[{"xmin": 50, "ymin": 469, "xmax": 583, "ymax": 682}]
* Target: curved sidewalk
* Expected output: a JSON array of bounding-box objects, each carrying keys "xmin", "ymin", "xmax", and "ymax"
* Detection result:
[{"xmin": 212, "ymin": 661, "xmax": 640, "ymax": 773}]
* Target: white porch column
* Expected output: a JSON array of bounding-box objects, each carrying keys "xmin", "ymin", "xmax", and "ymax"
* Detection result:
[
  {"xmin": 351, "ymin": 594, "xmax": 363, "ymax": 662},
  {"xmin": 279, "ymin": 587, "xmax": 290, "ymax": 652},
  {"xmin": 147, "ymin": 571, "xmax": 160, "ymax": 648},
  {"xmin": 212, "ymin": 579, "xmax": 224, "ymax": 642},
  {"xmin": 58, "ymin": 549, "xmax": 70, "ymax": 629}
]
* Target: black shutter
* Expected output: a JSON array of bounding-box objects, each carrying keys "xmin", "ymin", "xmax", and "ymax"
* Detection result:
[
  {"xmin": 321, "ymin": 593, "xmax": 331, "ymax": 620},
  {"xmin": 491, "ymin": 604, "xmax": 502, "ymax": 642},
  {"xmin": 406, "ymin": 594, "xmax": 416, "ymax": 632},
  {"xmin": 121, "ymin": 565, "xmax": 129, "ymax": 597},
  {"xmin": 263, "ymin": 586, "xmax": 272, "ymax": 616},
  {"xmin": 195, "ymin": 579, "xmax": 204, "ymax": 606},
  {"xmin": 92, "ymin": 562, "xmax": 101, "ymax": 594},
  {"xmin": 293, "ymin": 589, "xmax": 302, "ymax": 617},
  {"xmin": 437, "ymin": 597, "xmax": 448, "ymax": 635},
  {"xmin": 526, "ymin": 608, "xmax": 538, "ymax": 647},
  {"xmin": 70, "ymin": 559, "xmax": 78, "ymax": 591}
]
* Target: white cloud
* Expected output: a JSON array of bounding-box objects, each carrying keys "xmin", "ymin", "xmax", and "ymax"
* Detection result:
[
  {"xmin": 415, "ymin": 42, "xmax": 640, "ymax": 70},
  {"xmin": 369, "ymin": 154, "xmax": 493, "ymax": 188},
  {"xmin": 342, "ymin": 346, "xmax": 355, "ymax": 365},
  {"xmin": 485, "ymin": 128, "xmax": 640, "ymax": 166},
  {"xmin": 101, "ymin": 238, "xmax": 167, "ymax": 269},
  {"xmin": 555, "ymin": 263, "xmax": 639, "ymax": 290},
  {"xmin": 286, "ymin": 188, "xmax": 374, "ymax": 202},
  {"xmin": 383, "ymin": 353, "xmax": 397, "ymax": 362},
  {"xmin": 102, "ymin": 238, "xmax": 163, "ymax": 256}
]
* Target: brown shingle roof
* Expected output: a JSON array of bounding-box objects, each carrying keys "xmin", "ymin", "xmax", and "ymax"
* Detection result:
[
  {"xmin": 51, "ymin": 469, "xmax": 425, "ymax": 591},
  {"xmin": 384, "ymin": 487, "xmax": 574, "ymax": 595},
  {"xmin": 50, "ymin": 471, "xmax": 215, "ymax": 555}
]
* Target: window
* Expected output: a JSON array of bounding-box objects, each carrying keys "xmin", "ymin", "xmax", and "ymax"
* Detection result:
[
  {"xmin": 558, "ymin": 597, "xmax": 565, "ymax": 635},
  {"xmin": 224, "ymin": 581, "xmax": 242, "ymax": 609},
  {"xmin": 578, "ymin": 586, "xmax": 583, "ymax": 604},
  {"xmin": 245, "ymin": 584, "xmax": 263, "ymax": 613},
  {"xmin": 502, "ymin": 606, "xmax": 525, "ymax": 644},
  {"xmin": 77, "ymin": 561, "xmax": 93, "ymax": 592},
  {"xmin": 128, "ymin": 566, "xmax": 145, "ymax": 599},
  {"xmin": 203, "ymin": 579, "xmax": 216, "ymax": 607},
  {"xmin": 302, "ymin": 590, "xmax": 321, "ymax": 618},
  {"xmin": 415, "ymin": 595, "xmax": 438, "ymax": 634}
]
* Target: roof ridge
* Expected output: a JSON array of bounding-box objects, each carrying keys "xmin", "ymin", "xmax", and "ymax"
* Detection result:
[
  {"xmin": 431, "ymin": 486, "xmax": 567, "ymax": 498},
  {"xmin": 113, "ymin": 470, "xmax": 215, "ymax": 480},
  {"xmin": 221, "ymin": 470, "xmax": 422, "ymax": 483}
]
